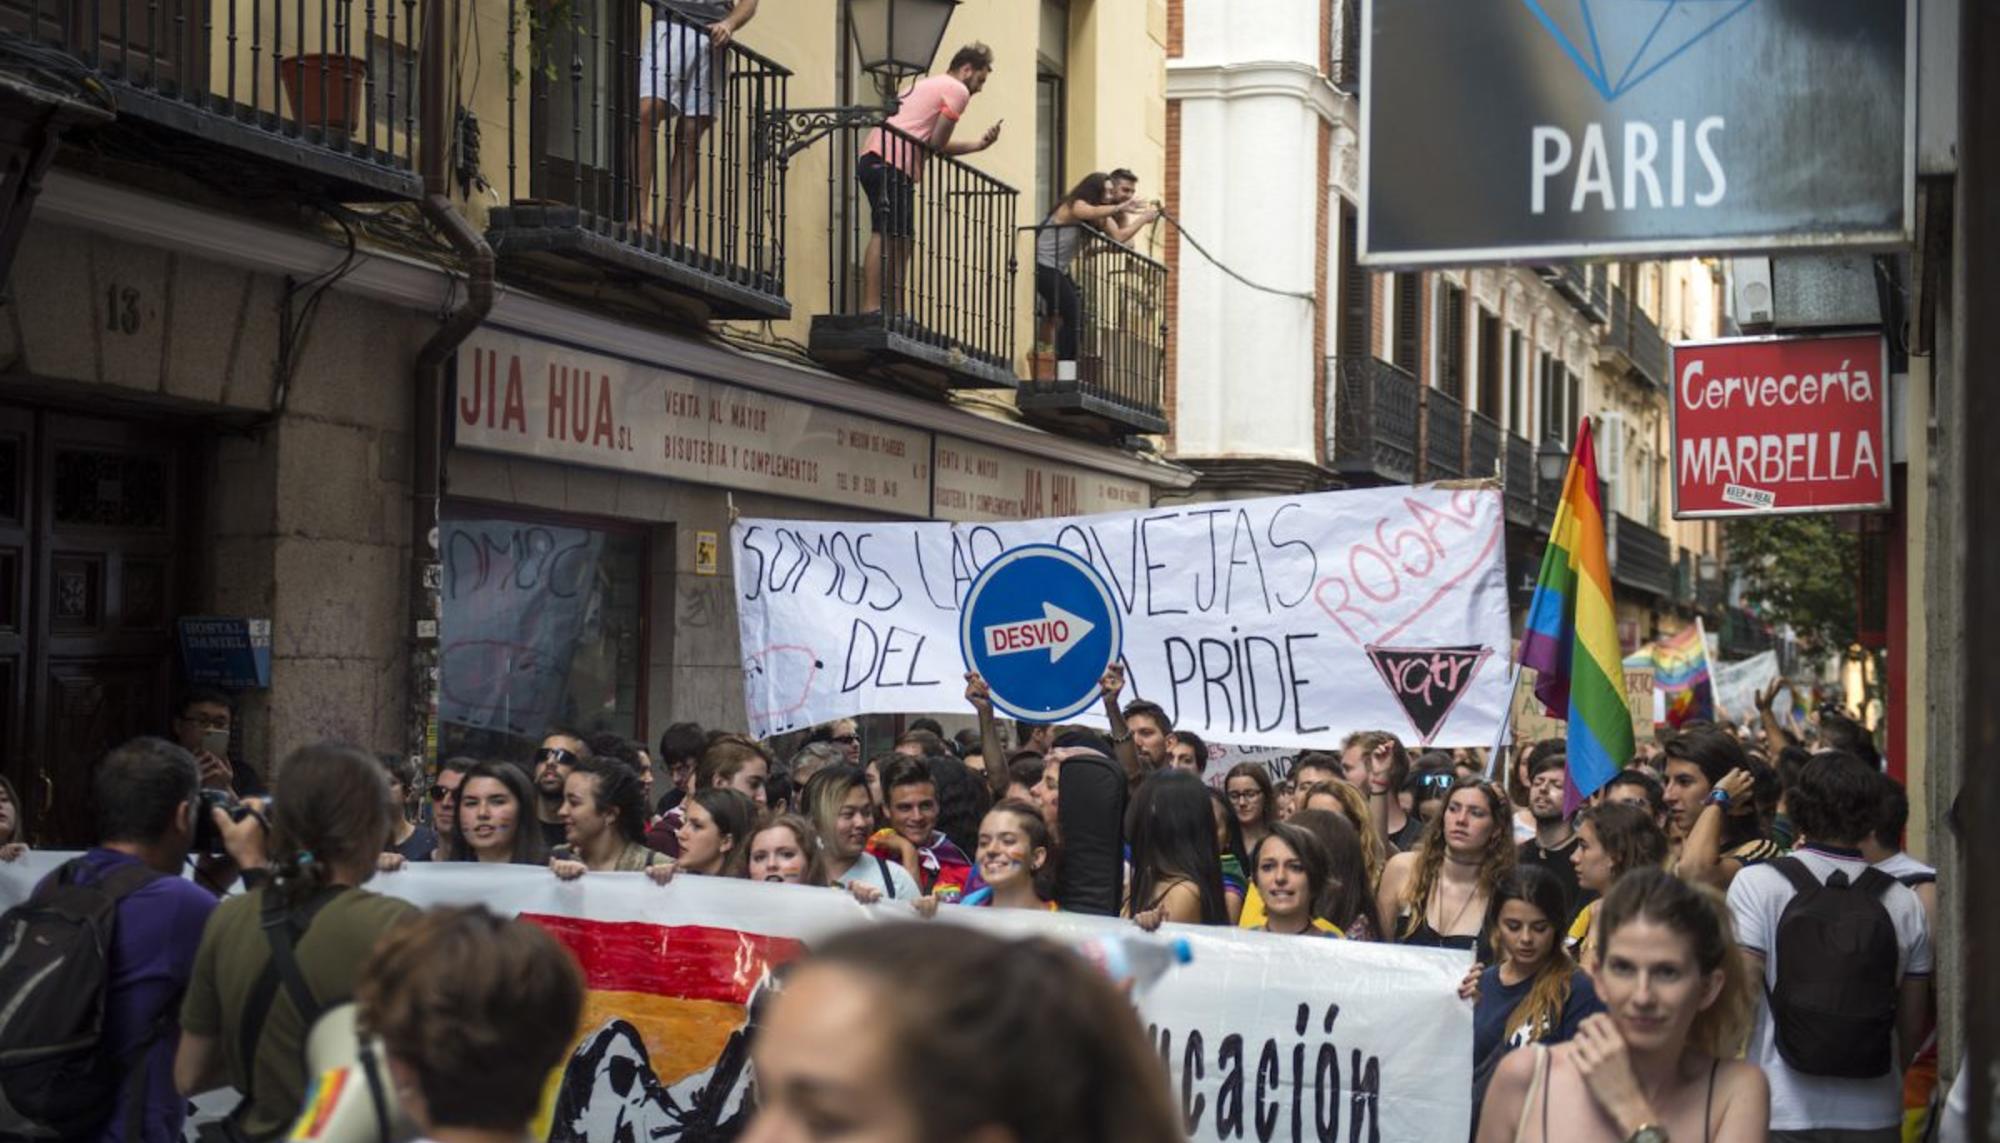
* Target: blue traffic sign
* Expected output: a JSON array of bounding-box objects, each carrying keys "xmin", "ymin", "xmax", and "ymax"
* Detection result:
[{"xmin": 959, "ymin": 544, "xmax": 1122, "ymax": 723}]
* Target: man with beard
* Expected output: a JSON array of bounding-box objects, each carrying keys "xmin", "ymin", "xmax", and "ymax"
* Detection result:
[
  {"xmin": 1516, "ymin": 749, "xmax": 1589, "ymax": 923},
  {"xmin": 533, "ymin": 728, "xmax": 592, "ymax": 849}
]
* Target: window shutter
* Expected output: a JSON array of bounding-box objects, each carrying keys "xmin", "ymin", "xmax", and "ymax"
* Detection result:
[{"xmin": 1393, "ymin": 274, "xmax": 1421, "ymax": 374}]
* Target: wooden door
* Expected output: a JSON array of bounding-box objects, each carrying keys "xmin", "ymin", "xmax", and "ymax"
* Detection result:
[
  {"xmin": 0, "ymin": 409, "xmax": 31, "ymax": 840},
  {"xmin": 24, "ymin": 413, "xmax": 183, "ymax": 846}
]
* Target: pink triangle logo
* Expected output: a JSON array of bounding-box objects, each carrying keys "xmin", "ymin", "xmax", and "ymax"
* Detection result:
[{"xmin": 1364, "ymin": 645, "xmax": 1494, "ymax": 746}]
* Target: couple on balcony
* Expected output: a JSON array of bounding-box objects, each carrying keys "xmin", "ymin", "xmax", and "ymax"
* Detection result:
[{"xmin": 1034, "ymin": 170, "xmax": 1161, "ymax": 373}]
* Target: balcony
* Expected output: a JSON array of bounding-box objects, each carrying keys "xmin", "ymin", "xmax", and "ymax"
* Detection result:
[
  {"xmin": 1605, "ymin": 284, "xmax": 1669, "ymax": 389},
  {"xmin": 487, "ymin": 2, "xmax": 789, "ymax": 321},
  {"xmin": 1466, "ymin": 408, "xmax": 1501, "ymax": 482},
  {"xmin": 1610, "ymin": 512, "xmax": 1674, "ymax": 598},
  {"xmin": 1422, "ymin": 383, "xmax": 1464, "ymax": 480},
  {"xmin": 6, "ymin": 0, "xmax": 423, "ymax": 199},
  {"xmin": 803, "ymin": 120, "xmax": 1017, "ymax": 393},
  {"xmin": 1328, "ymin": 355, "xmax": 1419, "ymax": 485},
  {"xmin": 1541, "ymin": 263, "xmax": 1607, "ymax": 322},
  {"xmin": 1018, "ymin": 223, "xmax": 1168, "ymax": 438},
  {"xmin": 1502, "ymin": 431, "xmax": 1536, "ymax": 526}
]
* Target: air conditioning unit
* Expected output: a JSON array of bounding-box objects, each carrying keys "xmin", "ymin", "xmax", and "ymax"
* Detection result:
[{"xmin": 1732, "ymin": 258, "xmax": 1775, "ymax": 329}]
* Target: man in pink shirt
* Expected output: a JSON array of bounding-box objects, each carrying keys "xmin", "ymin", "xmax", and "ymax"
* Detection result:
[{"xmin": 857, "ymin": 43, "xmax": 1003, "ymax": 312}]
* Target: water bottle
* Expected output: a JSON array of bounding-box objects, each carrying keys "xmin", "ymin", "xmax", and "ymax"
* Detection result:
[{"xmin": 1073, "ymin": 933, "xmax": 1193, "ymax": 992}]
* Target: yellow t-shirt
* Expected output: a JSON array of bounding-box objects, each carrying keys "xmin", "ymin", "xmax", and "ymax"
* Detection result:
[
  {"xmin": 1239, "ymin": 883, "xmax": 1266, "ymax": 928},
  {"xmin": 1239, "ymin": 886, "xmax": 1342, "ymax": 936}
]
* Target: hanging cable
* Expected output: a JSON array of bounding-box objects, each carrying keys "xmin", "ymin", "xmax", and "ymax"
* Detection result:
[{"xmin": 1154, "ymin": 204, "xmax": 1316, "ymax": 305}]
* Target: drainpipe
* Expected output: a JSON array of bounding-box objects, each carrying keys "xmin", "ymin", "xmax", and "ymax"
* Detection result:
[{"xmin": 407, "ymin": 0, "xmax": 494, "ymax": 768}]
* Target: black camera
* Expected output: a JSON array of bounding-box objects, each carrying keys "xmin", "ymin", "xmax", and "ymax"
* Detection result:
[{"xmin": 193, "ymin": 788, "xmax": 269, "ymax": 855}]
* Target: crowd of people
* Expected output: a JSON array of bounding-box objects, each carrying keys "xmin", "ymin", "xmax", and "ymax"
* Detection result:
[{"xmin": 0, "ymin": 672, "xmax": 1965, "ymax": 1143}]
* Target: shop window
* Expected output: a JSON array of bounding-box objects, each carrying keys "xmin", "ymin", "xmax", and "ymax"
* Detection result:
[{"xmin": 436, "ymin": 505, "xmax": 647, "ymax": 764}]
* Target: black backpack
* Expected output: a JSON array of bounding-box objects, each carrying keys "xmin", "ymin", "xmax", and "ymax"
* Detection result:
[
  {"xmin": 0, "ymin": 857, "xmax": 165, "ymax": 1139},
  {"xmin": 1766, "ymin": 855, "xmax": 1902, "ymax": 1078}
]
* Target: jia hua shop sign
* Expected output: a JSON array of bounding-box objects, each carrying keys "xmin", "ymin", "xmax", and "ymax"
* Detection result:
[
  {"xmin": 450, "ymin": 328, "xmax": 1150, "ymax": 521},
  {"xmin": 1671, "ymin": 332, "xmax": 1890, "ymax": 518}
]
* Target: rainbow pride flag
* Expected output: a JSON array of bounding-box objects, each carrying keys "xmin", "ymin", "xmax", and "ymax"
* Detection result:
[
  {"xmin": 1519, "ymin": 419, "xmax": 1634, "ymax": 811},
  {"xmin": 1647, "ymin": 624, "xmax": 1715, "ymax": 728}
]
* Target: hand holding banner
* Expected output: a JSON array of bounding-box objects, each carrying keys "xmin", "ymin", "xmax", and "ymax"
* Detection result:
[{"xmin": 0, "ymin": 855, "xmax": 1476, "ymax": 1143}]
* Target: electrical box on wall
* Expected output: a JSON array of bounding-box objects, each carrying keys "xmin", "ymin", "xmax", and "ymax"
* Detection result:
[{"xmin": 1732, "ymin": 258, "xmax": 1775, "ymax": 329}]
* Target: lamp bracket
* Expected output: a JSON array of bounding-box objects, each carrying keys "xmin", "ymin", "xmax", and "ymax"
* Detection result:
[{"xmin": 761, "ymin": 106, "xmax": 891, "ymax": 164}]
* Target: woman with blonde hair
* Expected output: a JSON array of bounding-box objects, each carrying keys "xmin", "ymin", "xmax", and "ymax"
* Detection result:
[
  {"xmin": 1376, "ymin": 777, "xmax": 1516, "ymax": 951},
  {"xmin": 1477, "ymin": 867, "xmax": 1767, "ymax": 1142}
]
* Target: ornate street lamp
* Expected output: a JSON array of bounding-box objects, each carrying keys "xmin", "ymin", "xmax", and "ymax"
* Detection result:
[
  {"xmin": 848, "ymin": 0, "xmax": 960, "ymax": 85},
  {"xmin": 1536, "ymin": 436, "xmax": 1570, "ymax": 484},
  {"xmin": 766, "ymin": 0, "xmax": 961, "ymax": 160}
]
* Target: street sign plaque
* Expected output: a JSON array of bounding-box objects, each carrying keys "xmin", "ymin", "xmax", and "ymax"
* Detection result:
[
  {"xmin": 1361, "ymin": 0, "xmax": 1915, "ymax": 266},
  {"xmin": 959, "ymin": 545, "xmax": 1122, "ymax": 724}
]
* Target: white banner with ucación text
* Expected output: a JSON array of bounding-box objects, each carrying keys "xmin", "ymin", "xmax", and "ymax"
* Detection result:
[
  {"xmin": 733, "ymin": 484, "xmax": 1513, "ymax": 748},
  {"xmin": 3, "ymin": 856, "xmax": 1473, "ymax": 1143}
]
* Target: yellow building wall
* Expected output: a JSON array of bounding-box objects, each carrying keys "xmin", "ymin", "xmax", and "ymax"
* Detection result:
[{"xmin": 447, "ymin": 0, "xmax": 1164, "ymax": 386}]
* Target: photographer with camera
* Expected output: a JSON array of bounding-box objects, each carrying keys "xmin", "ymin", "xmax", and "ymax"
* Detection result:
[
  {"xmin": 174, "ymin": 742, "xmax": 417, "ymax": 1143},
  {"xmin": 0, "ymin": 737, "xmax": 267, "ymax": 1143}
]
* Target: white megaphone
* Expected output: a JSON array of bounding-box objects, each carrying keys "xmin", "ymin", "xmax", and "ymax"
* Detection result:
[{"xmin": 285, "ymin": 1004, "xmax": 419, "ymax": 1143}]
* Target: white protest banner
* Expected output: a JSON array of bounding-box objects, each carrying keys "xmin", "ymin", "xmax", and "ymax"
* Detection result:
[
  {"xmin": 1202, "ymin": 741, "xmax": 1301, "ymax": 788},
  {"xmin": 1, "ymin": 855, "xmax": 1472, "ymax": 1143},
  {"xmin": 1710, "ymin": 650, "xmax": 1784, "ymax": 722},
  {"xmin": 734, "ymin": 485, "xmax": 1513, "ymax": 749}
]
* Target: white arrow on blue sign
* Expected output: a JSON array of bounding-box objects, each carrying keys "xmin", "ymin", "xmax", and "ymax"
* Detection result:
[{"xmin": 959, "ymin": 544, "xmax": 1123, "ymax": 724}]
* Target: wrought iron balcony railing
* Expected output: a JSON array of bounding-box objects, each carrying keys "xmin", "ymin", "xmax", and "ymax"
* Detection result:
[
  {"xmin": 1018, "ymin": 222, "xmax": 1168, "ymax": 437},
  {"xmin": 1328, "ymin": 355, "xmax": 1420, "ymax": 486},
  {"xmin": 803, "ymin": 119, "xmax": 1018, "ymax": 391},
  {"xmin": 1422, "ymin": 383, "xmax": 1465, "ymax": 480},
  {"xmin": 1605, "ymin": 283, "xmax": 1668, "ymax": 389},
  {"xmin": 488, "ymin": 1, "xmax": 790, "ymax": 319},
  {"xmin": 1611, "ymin": 511, "xmax": 1674, "ymax": 597},
  {"xmin": 1541, "ymin": 264, "xmax": 1608, "ymax": 322},
  {"xmin": 1467, "ymin": 408, "xmax": 1501, "ymax": 482},
  {"xmin": 1503, "ymin": 431, "xmax": 1536, "ymax": 526},
  {"xmin": 5, "ymin": 0, "xmax": 423, "ymax": 198}
]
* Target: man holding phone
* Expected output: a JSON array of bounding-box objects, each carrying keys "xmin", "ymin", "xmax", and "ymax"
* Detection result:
[
  {"xmin": 855, "ymin": 43, "xmax": 1002, "ymax": 313},
  {"xmin": 170, "ymin": 689, "xmax": 265, "ymax": 798}
]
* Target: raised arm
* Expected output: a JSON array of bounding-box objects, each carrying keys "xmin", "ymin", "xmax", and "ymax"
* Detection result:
[
  {"xmin": 1366, "ymin": 742, "xmax": 1396, "ymax": 846},
  {"xmin": 1755, "ymin": 679, "xmax": 1798, "ymax": 751},
  {"xmin": 965, "ymin": 672, "xmax": 1009, "ymax": 802},
  {"xmin": 1098, "ymin": 661, "xmax": 1141, "ymax": 784},
  {"xmin": 1677, "ymin": 768, "xmax": 1754, "ymax": 891}
]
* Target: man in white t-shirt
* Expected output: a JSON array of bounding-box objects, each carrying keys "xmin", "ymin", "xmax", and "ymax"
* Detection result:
[{"xmin": 1728, "ymin": 751, "xmax": 1932, "ymax": 1143}]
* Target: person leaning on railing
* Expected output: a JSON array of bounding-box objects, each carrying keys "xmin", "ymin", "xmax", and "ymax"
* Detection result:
[
  {"xmin": 1034, "ymin": 172, "xmax": 1136, "ymax": 364},
  {"xmin": 637, "ymin": 0, "xmax": 760, "ymax": 240},
  {"xmin": 857, "ymin": 43, "xmax": 1002, "ymax": 314}
]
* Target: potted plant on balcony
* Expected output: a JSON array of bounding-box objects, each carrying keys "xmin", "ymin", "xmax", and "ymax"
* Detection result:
[{"xmin": 280, "ymin": 21, "xmax": 369, "ymax": 134}]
